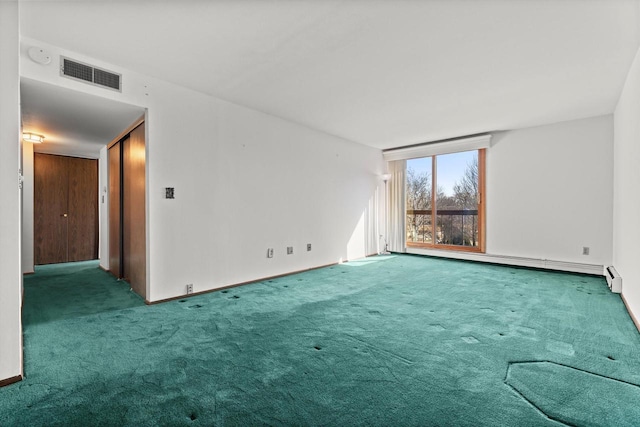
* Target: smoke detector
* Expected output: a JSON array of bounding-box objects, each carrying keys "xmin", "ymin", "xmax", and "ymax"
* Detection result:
[{"xmin": 28, "ymin": 47, "xmax": 52, "ymax": 65}]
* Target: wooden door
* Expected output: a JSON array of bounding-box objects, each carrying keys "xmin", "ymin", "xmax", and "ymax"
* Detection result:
[
  {"xmin": 68, "ymin": 157, "xmax": 98, "ymax": 262},
  {"xmin": 34, "ymin": 153, "xmax": 98, "ymax": 265},
  {"xmin": 123, "ymin": 124, "xmax": 146, "ymax": 298},
  {"xmin": 108, "ymin": 142, "xmax": 122, "ymax": 278},
  {"xmin": 34, "ymin": 154, "xmax": 69, "ymax": 265}
]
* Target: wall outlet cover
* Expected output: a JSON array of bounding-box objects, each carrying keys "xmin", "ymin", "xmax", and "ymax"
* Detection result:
[
  {"xmin": 287, "ymin": 246, "xmax": 293, "ymax": 255},
  {"xmin": 307, "ymin": 243, "xmax": 312, "ymax": 251},
  {"xmin": 186, "ymin": 283, "xmax": 193, "ymax": 294},
  {"xmin": 267, "ymin": 248, "xmax": 274, "ymax": 258}
]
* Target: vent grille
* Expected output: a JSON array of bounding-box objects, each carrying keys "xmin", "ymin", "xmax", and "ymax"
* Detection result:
[
  {"xmin": 61, "ymin": 57, "xmax": 121, "ymax": 92},
  {"xmin": 93, "ymin": 68, "xmax": 120, "ymax": 90},
  {"xmin": 63, "ymin": 59, "xmax": 93, "ymax": 82}
]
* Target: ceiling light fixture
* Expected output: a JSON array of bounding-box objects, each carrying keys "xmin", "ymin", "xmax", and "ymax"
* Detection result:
[{"xmin": 23, "ymin": 132, "xmax": 45, "ymax": 144}]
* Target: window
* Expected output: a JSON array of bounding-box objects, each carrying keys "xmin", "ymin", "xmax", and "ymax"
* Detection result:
[{"xmin": 405, "ymin": 149, "xmax": 485, "ymax": 252}]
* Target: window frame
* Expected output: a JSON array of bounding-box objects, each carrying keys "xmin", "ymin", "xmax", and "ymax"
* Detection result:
[{"xmin": 405, "ymin": 148, "xmax": 486, "ymax": 253}]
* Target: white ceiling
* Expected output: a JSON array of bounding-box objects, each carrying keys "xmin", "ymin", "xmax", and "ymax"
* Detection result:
[
  {"xmin": 21, "ymin": 78, "xmax": 145, "ymax": 159},
  {"xmin": 19, "ymin": 0, "xmax": 640, "ymax": 151}
]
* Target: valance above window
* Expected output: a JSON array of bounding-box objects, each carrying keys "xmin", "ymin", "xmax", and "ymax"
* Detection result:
[{"xmin": 383, "ymin": 134, "xmax": 491, "ymax": 162}]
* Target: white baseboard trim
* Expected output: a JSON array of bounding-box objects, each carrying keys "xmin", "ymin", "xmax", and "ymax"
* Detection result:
[{"xmin": 405, "ymin": 248, "xmax": 604, "ymax": 276}]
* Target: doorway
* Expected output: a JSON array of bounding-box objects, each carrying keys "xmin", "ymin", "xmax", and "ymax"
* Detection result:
[
  {"xmin": 20, "ymin": 78, "xmax": 148, "ymax": 388},
  {"xmin": 21, "ymin": 78, "xmax": 146, "ymax": 276}
]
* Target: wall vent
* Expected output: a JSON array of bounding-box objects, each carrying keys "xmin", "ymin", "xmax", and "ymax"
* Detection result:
[{"xmin": 61, "ymin": 57, "xmax": 121, "ymax": 92}]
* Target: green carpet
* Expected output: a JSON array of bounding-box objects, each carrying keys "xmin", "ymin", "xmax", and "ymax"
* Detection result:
[{"xmin": 1, "ymin": 255, "xmax": 639, "ymax": 426}]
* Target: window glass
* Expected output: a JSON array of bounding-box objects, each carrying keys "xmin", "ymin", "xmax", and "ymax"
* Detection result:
[
  {"xmin": 406, "ymin": 149, "xmax": 483, "ymax": 251},
  {"xmin": 435, "ymin": 151, "xmax": 479, "ymax": 247},
  {"xmin": 406, "ymin": 157, "xmax": 433, "ymax": 243}
]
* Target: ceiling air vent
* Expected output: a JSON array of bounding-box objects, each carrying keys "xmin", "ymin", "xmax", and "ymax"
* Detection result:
[{"xmin": 61, "ymin": 57, "xmax": 121, "ymax": 92}]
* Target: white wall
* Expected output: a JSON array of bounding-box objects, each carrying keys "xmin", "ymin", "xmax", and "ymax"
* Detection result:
[
  {"xmin": 146, "ymin": 79, "xmax": 383, "ymax": 301},
  {"xmin": 98, "ymin": 145, "xmax": 108, "ymax": 270},
  {"xmin": 408, "ymin": 116, "xmax": 614, "ymax": 273},
  {"xmin": 0, "ymin": 0, "xmax": 23, "ymax": 383},
  {"xmin": 613, "ymin": 44, "xmax": 640, "ymax": 322},
  {"xmin": 487, "ymin": 115, "xmax": 613, "ymax": 266},
  {"xmin": 22, "ymin": 142, "xmax": 34, "ymax": 274},
  {"xmin": 20, "ymin": 38, "xmax": 385, "ymax": 302}
]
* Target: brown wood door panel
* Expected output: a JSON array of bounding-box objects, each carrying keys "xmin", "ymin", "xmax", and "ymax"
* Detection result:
[
  {"xmin": 68, "ymin": 157, "xmax": 98, "ymax": 262},
  {"xmin": 34, "ymin": 154, "xmax": 69, "ymax": 265},
  {"xmin": 34, "ymin": 153, "xmax": 99, "ymax": 265},
  {"xmin": 109, "ymin": 142, "xmax": 122, "ymax": 278},
  {"xmin": 122, "ymin": 124, "xmax": 146, "ymax": 298}
]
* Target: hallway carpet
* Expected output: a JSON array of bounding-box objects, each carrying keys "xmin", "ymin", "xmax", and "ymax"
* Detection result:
[{"xmin": 1, "ymin": 255, "xmax": 639, "ymax": 426}]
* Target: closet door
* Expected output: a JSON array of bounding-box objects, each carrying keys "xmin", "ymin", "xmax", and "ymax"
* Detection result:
[
  {"xmin": 34, "ymin": 154, "xmax": 69, "ymax": 265},
  {"xmin": 123, "ymin": 124, "xmax": 146, "ymax": 298},
  {"xmin": 108, "ymin": 141, "xmax": 122, "ymax": 278},
  {"xmin": 108, "ymin": 122, "xmax": 146, "ymax": 299},
  {"xmin": 68, "ymin": 157, "xmax": 98, "ymax": 262},
  {"xmin": 34, "ymin": 153, "xmax": 98, "ymax": 265}
]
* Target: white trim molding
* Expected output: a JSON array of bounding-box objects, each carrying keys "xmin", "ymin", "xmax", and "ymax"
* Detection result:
[
  {"xmin": 383, "ymin": 134, "xmax": 492, "ymax": 162},
  {"xmin": 406, "ymin": 247, "xmax": 604, "ymax": 276}
]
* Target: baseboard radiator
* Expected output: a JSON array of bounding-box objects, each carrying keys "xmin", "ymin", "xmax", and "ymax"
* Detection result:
[
  {"xmin": 604, "ymin": 266, "xmax": 622, "ymax": 293},
  {"xmin": 405, "ymin": 247, "xmax": 604, "ymax": 275}
]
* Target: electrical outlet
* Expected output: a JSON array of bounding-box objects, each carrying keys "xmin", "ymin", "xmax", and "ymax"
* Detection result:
[
  {"xmin": 307, "ymin": 243, "xmax": 312, "ymax": 251},
  {"xmin": 582, "ymin": 247, "xmax": 590, "ymax": 256},
  {"xmin": 186, "ymin": 283, "xmax": 193, "ymax": 294},
  {"xmin": 267, "ymin": 248, "xmax": 274, "ymax": 258},
  {"xmin": 287, "ymin": 246, "xmax": 293, "ymax": 255}
]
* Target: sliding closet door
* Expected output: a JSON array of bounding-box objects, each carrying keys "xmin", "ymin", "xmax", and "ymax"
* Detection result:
[
  {"xmin": 108, "ymin": 142, "xmax": 122, "ymax": 278},
  {"xmin": 34, "ymin": 154, "xmax": 69, "ymax": 264},
  {"xmin": 67, "ymin": 157, "xmax": 98, "ymax": 262},
  {"xmin": 123, "ymin": 124, "xmax": 146, "ymax": 298}
]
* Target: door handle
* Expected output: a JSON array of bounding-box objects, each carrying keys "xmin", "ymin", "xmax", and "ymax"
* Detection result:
[{"xmin": 62, "ymin": 213, "xmax": 68, "ymax": 218}]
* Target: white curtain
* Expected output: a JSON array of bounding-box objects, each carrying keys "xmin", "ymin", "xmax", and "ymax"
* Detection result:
[{"xmin": 387, "ymin": 159, "xmax": 406, "ymax": 252}]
